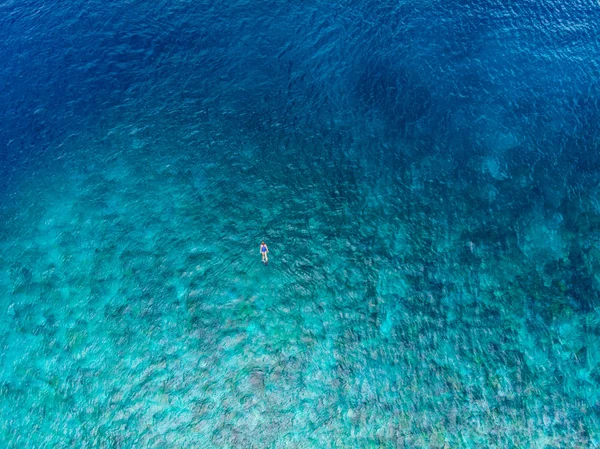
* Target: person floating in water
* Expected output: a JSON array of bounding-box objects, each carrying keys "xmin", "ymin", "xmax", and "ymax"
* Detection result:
[{"xmin": 260, "ymin": 241, "xmax": 269, "ymax": 264}]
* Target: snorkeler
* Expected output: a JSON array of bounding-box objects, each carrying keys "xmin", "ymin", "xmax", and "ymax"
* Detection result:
[{"xmin": 260, "ymin": 241, "xmax": 269, "ymax": 264}]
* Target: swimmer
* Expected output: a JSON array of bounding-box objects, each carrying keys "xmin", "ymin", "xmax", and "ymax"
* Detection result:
[{"xmin": 260, "ymin": 241, "xmax": 269, "ymax": 264}]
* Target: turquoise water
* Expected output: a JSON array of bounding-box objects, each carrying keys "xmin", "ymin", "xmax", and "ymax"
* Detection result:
[{"xmin": 2, "ymin": 0, "xmax": 600, "ymax": 447}]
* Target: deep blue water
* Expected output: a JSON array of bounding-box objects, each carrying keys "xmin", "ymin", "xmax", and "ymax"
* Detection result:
[{"xmin": 1, "ymin": 0, "xmax": 600, "ymax": 447}]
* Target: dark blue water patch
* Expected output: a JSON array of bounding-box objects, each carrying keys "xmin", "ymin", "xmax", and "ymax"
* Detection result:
[{"xmin": 1, "ymin": 0, "xmax": 598, "ymax": 175}]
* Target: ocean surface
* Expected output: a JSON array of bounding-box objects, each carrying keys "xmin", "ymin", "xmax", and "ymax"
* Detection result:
[{"xmin": 1, "ymin": 0, "xmax": 600, "ymax": 447}]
